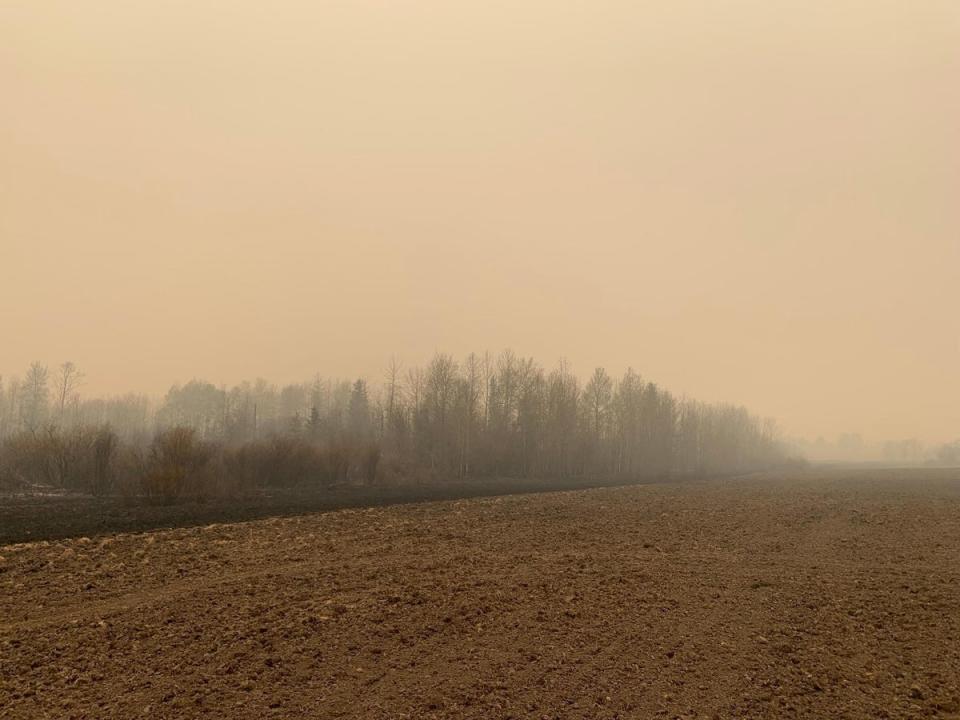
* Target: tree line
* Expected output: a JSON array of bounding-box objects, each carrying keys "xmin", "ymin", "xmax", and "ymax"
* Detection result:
[{"xmin": 0, "ymin": 352, "xmax": 793, "ymax": 500}]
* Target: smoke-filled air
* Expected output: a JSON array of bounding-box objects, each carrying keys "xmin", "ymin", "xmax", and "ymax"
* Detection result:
[
  {"xmin": 2, "ymin": 3, "xmax": 959, "ymax": 719},
  {"xmin": 3, "ymin": 1, "xmax": 958, "ymax": 456}
]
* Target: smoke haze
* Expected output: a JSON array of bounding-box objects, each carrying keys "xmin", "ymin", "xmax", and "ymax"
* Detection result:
[{"xmin": 2, "ymin": 1, "xmax": 958, "ymax": 444}]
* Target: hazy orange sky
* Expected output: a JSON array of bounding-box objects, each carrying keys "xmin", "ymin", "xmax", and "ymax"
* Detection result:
[{"xmin": 2, "ymin": 1, "xmax": 958, "ymax": 443}]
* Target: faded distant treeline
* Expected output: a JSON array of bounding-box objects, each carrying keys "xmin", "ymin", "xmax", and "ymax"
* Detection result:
[
  {"xmin": 786, "ymin": 433, "xmax": 960, "ymax": 467},
  {"xmin": 0, "ymin": 353, "xmax": 795, "ymax": 500}
]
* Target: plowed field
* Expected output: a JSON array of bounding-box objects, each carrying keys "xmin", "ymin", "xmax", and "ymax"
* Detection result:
[{"xmin": 3, "ymin": 468, "xmax": 960, "ymax": 719}]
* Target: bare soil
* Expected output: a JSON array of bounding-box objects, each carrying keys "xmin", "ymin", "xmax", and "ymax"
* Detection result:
[
  {"xmin": 2, "ymin": 467, "xmax": 959, "ymax": 719},
  {"xmin": 0, "ymin": 476, "xmax": 670, "ymax": 546}
]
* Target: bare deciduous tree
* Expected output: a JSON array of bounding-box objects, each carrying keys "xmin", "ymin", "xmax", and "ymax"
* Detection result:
[
  {"xmin": 55, "ymin": 361, "xmax": 85, "ymax": 422},
  {"xmin": 21, "ymin": 362, "xmax": 50, "ymax": 431},
  {"xmin": 1, "ymin": 350, "xmax": 791, "ymax": 496}
]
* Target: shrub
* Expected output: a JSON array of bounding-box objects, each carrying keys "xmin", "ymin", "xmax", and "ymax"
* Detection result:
[
  {"xmin": 358, "ymin": 444, "xmax": 381, "ymax": 485},
  {"xmin": 323, "ymin": 442, "xmax": 350, "ymax": 485},
  {"xmin": 89, "ymin": 427, "xmax": 119, "ymax": 496},
  {"xmin": 222, "ymin": 436, "xmax": 354, "ymax": 489},
  {"xmin": 141, "ymin": 427, "xmax": 211, "ymax": 504}
]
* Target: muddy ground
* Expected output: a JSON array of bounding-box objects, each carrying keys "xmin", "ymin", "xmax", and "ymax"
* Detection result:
[{"xmin": 2, "ymin": 467, "xmax": 959, "ymax": 719}]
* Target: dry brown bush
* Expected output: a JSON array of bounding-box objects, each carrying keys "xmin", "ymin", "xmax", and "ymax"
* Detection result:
[
  {"xmin": 0, "ymin": 426, "xmax": 120, "ymax": 495},
  {"xmin": 139, "ymin": 427, "xmax": 212, "ymax": 504},
  {"xmin": 221, "ymin": 436, "xmax": 365, "ymax": 489},
  {"xmin": 356, "ymin": 444, "xmax": 381, "ymax": 485}
]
